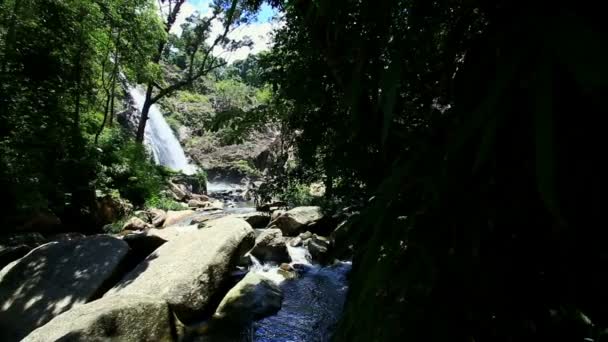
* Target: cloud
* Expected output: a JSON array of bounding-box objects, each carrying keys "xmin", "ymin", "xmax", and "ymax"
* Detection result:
[{"xmin": 169, "ymin": 0, "xmax": 278, "ymax": 63}]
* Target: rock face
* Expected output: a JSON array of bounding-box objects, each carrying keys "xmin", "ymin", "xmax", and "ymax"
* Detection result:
[
  {"xmin": 22, "ymin": 295, "xmax": 173, "ymax": 342},
  {"xmin": 163, "ymin": 209, "xmax": 195, "ymax": 227},
  {"xmin": 269, "ymin": 206, "xmax": 324, "ymax": 236},
  {"xmin": 0, "ymin": 236, "xmax": 130, "ymax": 341},
  {"xmin": 212, "ymin": 272, "xmax": 283, "ymax": 325},
  {"xmin": 0, "ymin": 232, "xmax": 46, "ymax": 269},
  {"xmin": 250, "ymin": 228, "xmax": 290, "ymax": 263},
  {"xmin": 106, "ymin": 217, "xmax": 255, "ymax": 321}
]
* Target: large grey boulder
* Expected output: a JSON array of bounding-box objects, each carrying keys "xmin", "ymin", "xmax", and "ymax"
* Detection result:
[
  {"xmin": 212, "ymin": 272, "xmax": 283, "ymax": 325},
  {"xmin": 0, "ymin": 235, "xmax": 130, "ymax": 341},
  {"xmin": 22, "ymin": 295, "xmax": 173, "ymax": 342},
  {"xmin": 106, "ymin": 217, "xmax": 255, "ymax": 321},
  {"xmin": 163, "ymin": 209, "xmax": 195, "ymax": 227},
  {"xmin": 250, "ymin": 228, "xmax": 290, "ymax": 263},
  {"xmin": 269, "ymin": 206, "xmax": 324, "ymax": 236}
]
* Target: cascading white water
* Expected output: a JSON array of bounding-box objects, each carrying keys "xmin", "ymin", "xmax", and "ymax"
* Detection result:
[{"xmin": 127, "ymin": 86, "xmax": 196, "ymax": 175}]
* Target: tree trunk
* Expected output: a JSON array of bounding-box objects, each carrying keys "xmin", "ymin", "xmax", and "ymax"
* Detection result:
[{"xmin": 135, "ymin": 84, "xmax": 154, "ymax": 142}]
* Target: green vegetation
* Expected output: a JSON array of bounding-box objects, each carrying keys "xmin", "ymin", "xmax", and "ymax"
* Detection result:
[
  {"xmin": 145, "ymin": 194, "xmax": 184, "ymax": 211},
  {"xmin": 1, "ymin": 0, "xmax": 606, "ymax": 340}
]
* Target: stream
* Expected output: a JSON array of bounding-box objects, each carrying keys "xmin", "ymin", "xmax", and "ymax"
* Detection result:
[
  {"xmin": 129, "ymin": 84, "xmax": 351, "ymax": 341},
  {"xmin": 210, "ymin": 183, "xmax": 352, "ymax": 342}
]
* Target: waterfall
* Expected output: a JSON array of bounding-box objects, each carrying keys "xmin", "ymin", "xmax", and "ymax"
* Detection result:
[{"xmin": 127, "ymin": 86, "xmax": 196, "ymax": 175}]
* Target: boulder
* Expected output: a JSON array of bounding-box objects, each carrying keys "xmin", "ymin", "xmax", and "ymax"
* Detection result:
[
  {"xmin": 0, "ymin": 232, "xmax": 47, "ymax": 269},
  {"xmin": 271, "ymin": 209, "xmax": 285, "ymax": 221},
  {"xmin": 169, "ymin": 182, "xmax": 190, "ymax": 201},
  {"xmin": 277, "ymin": 263, "xmax": 297, "ymax": 280},
  {"xmin": 250, "ymin": 228, "xmax": 290, "ymax": 263},
  {"xmin": 22, "ymin": 295, "xmax": 173, "ymax": 342},
  {"xmin": 149, "ymin": 208, "xmax": 167, "ymax": 227},
  {"xmin": 269, "ymin": 206, "xmax": 323, "ymax": 236},
  {"xmin": 212, "ymin": 272, "xmax": 283, "ymax": 325},
  {"xmin": 96, "ymin": 195, "xmax": 133, "ymax": 225},
  {"xmin": 0, "ymin": 235, "xmax": 130, "ymax": 341},
  {"xmin": 307, "ymin": 234, "xmax": 331, "ymax": 263},
  {"xmin": 147, "ymin": 224, "xmax": 199, "ymax": 241},
  {"xmin": 232, "ymin": 212, "xmax": 270, "ymax": 228},
  {"xmin": 163, "ymin": 209, "xmax": 195, "ymax": 227},
  {"xmin": 122, "ymin": 232, "xmax": 167, "ymax": 262},
  {"xmin": 106, "ymin": 217, "xmax": 255, "ymax": 321},
  {"xmin": 190, "ymin": 193, "xmax": 210, "ymax": 202},
  {"xmin": 46, "ymin": 232, "xmax": 86, "ymax": 242},
  {"xmin": 188, "ymin": 199, "xmax": 209, "ymax": 208},
  {"xmin": 122, "ymin": 217, "xmax": 152, "ymax": 231}
]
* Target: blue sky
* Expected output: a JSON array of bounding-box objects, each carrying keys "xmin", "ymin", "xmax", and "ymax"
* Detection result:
[{"xmin": 188, "ymin": 0, "xmax": 275, "ymax": 23}]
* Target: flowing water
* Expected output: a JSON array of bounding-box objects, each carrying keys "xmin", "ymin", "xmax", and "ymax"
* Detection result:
[
  {"xmin": 128, "ymin": 85, "xmax": 352, "ymax": 340},
  {"xmin": 127, "ymin": 86, "xmax": 196, "ymax": 175}
]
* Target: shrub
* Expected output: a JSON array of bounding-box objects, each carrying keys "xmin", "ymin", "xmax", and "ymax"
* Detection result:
[
  {"xmin": 145, "ymin": 194, "xmax": 185, "ymax": 211},
  {"xmin": 96, "ymin": 127, "xmax": 166, "ymax": 206}
]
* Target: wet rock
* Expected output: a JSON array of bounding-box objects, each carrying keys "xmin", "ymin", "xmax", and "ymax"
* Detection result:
[
  {"xmin": 277, "ymin": 263, "xmax": 297, "ymax": 280},
  {"xmin": 307, "ymin": 234, "xmax": 331, "ymax": 263},
  {"xmin": 22, "ymin": 295, "xmax": 174, "ymax": 342},
  {"xmin": 250, "ymin": 228, "xmax": 290, "ymax": 263},
  {"xmin": 269, "ymin": 206, "xmax": 324, "ymax": 236},
  {"xmin": 163, "ymin": 209, "xmax": 195, "ymax": 227},
  {"xmin": 0, "ymin": 235, "xmax": 130, "ymax": 341},
  {"xmin": 106, "ymin": 217, "xmax": 255, "ymax": 321},
  {"xmin": 211, "ymin": 273, "xmax": 283, "ymax": 325},
  {"xmin": 271, "ymin": 209, "xmax": 285, "ymax": 221}
]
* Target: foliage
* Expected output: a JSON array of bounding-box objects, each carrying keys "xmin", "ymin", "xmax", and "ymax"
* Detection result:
[
  {"xmin": 145, "ymin": 193, "xmax": 184, "ymax": 211},
  {"xmin": 96, "ymin": 127, "xmax": 166, "ymax": 206},
  {"xmin": 0, "ymin": 0, "xmax": 162, "ymax": 230},
  {"xmin": 264, "ymin": 0, "xmax": 607, "ymax": 341}
]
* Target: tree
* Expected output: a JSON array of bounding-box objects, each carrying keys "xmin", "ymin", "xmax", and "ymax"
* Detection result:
[
  {"xmin": 263, "ymin": 0, "xmax": 608, "ymax": 341},
  {"xmin": 134, "ymin": 0, "xmax": 262, "ymax": 143}
]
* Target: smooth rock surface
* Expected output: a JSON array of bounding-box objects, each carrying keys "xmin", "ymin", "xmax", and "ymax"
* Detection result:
[
  {"xmin": 106, "ymin": 217, "xmax": 255, "ymax": 321},
  {"xmin": 269, "ymin": 206, "xmax": 323, "ymax": 236},
  {"xmin": 250, "ymin": 228, "xmax": 290, "ymax": 263},
  {"xmin": 0, "ymin": 235, "xmax": 130, "ymax": 341},
  {"xmin": 163, "ymin": 209, "xmax": 195, "ymax": 227},
  {"xmin": 22, "ymin": 295, "xmax": 173, "ymax": 342},
  {"xmin": 212, "ymin": 272, "xmax": 283, "ymax": 324}
]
